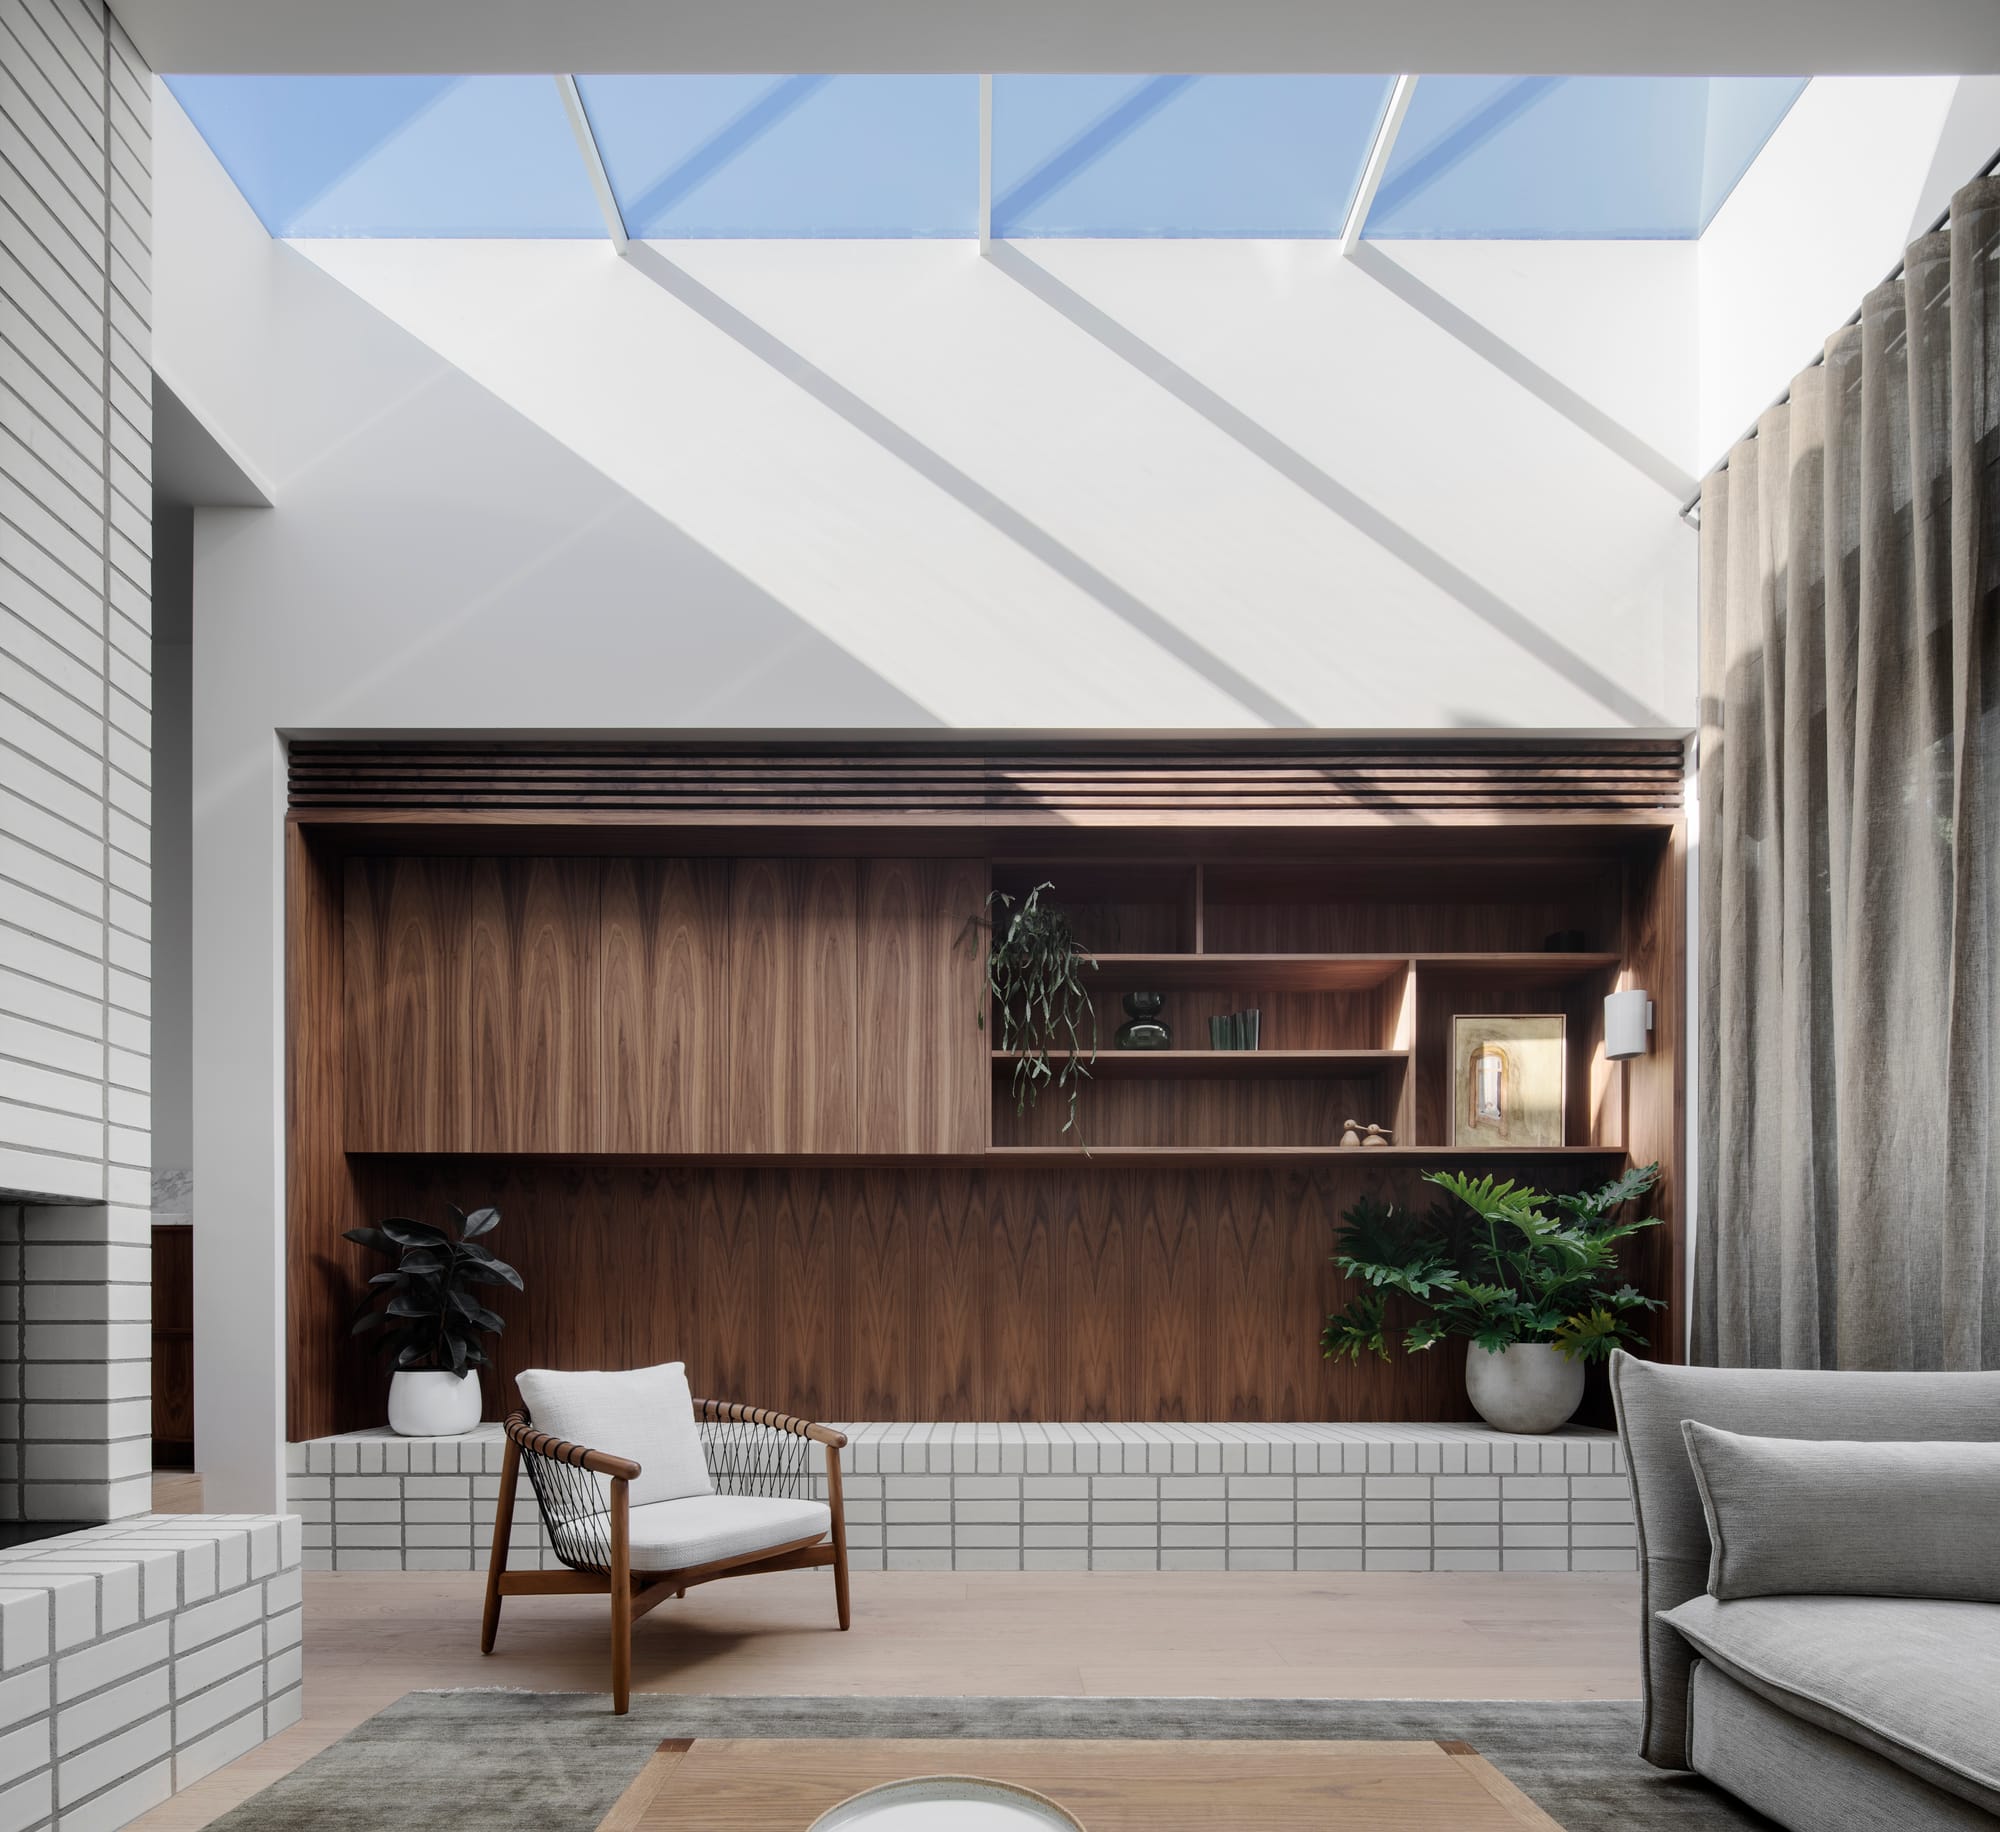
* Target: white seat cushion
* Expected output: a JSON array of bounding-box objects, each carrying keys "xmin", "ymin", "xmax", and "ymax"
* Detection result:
[
  {"xmin": 623, "ymin": 1494, "xmax": 831, "ymax": 1572},
  {"xmin": 515, "ymin": 1362, "xmax": 713, "ymax": 1508}
]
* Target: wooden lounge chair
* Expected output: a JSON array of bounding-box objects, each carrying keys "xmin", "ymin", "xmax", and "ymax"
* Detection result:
[{"xmin": 481, "ymin": 1374, "xmax": 849, "ymax": 1713}]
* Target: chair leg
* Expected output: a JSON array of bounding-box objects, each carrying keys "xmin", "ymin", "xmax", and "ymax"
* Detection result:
[
  {"xmin": 827, "ymin": 1443, "xmax": 852, "ymax": 1631},
  {"xmin": 610, "ymin": 1477, "xmax": 633, "ymax": 1714},
  {"xmin": 481, "ymin": 1437, "xmax": 521, "ymax": 1655}
]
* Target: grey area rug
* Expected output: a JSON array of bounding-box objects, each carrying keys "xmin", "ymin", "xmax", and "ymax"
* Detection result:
[{"xmin": 205, "ymin": 1692, "xmax": 1778, "ymax": 1830}]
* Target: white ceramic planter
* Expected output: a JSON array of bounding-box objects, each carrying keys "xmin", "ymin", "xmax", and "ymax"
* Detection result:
[
  {"xmin": 388, "ymin": 1369, "xmax": 482, "ymax": 1437},
  {"xmin": 1464, "ymin": 1342, "xmax": 1585, "ymax": 1434}
]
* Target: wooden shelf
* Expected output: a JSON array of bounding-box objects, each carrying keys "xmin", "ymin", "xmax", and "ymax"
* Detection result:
[
  {"xmin": 1414, "ymin": 951, "xmax": 1622, "ymax": 978},
  {"xmin": 347, "ymin": 1142, "xmax": 1623, "ymax": 1169},
  {"xmin": 1074, "ymin": 951, "xmax": 1619, "ymax": 990},
  {"xmin": 991, "ymin": 1049, "xmax": 1408, "ymax": 1079},
  {"xmin": 1081, "ymin": 953, "xmax": 1406, "ymax": 990},
  {"xmin": 983, "ymin": 1144, "xmax": 1630, "ymax": 1167}
]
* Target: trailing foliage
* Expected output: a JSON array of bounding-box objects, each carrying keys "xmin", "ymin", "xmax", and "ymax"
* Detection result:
[
  {"xmin": 344, "ymin": 1204, "xmax": 523, "ymax": 1376},
  {"xmin": 969, "ymin": 882, "xmax": 1099, "ymax": 1137},
  {"xmin": 1320, "ymin": 1162, "xmax": 1663, "ymax": 1366}
]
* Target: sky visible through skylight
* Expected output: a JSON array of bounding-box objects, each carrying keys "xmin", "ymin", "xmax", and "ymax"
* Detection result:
[{"xmin": 163, "ymin": 73, "xmax": 1807, "ymax": 240}]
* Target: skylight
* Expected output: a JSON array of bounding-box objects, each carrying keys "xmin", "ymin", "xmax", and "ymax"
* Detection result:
[
  {"xmin": 1368, "ymin": 75, "xmax": 1807, "ymax": 238},
  {"xmin": 164, "ymin": 73, "xmax": 1805, "ymax": 241},
  {"xmin": 576, "ymin": 75, "xmax": 978, "ymax": 237},
  {"xmin": 989, "ymin": 76, "xmax": 1396, "ymax": 236},
  {"xmin": 164, "ymin": 75, "xmax": 605, "ymax": 236}
]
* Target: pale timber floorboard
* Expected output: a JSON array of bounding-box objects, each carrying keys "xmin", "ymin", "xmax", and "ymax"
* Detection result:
[
  {"xmin": 151, "ymin": 1469, "xmax": 206, "ymax": 1513},
  {"xmin": 128, "ymin": 1556, "xmax": 1639, "ymax": 1830}
]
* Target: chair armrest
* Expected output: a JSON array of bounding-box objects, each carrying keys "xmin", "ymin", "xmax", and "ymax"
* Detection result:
[
  {"xmin": 503, "ymin": 1411, "xmax": 643, "ymax": 1482},
  {"xmin": 695, "ymin": 1398, "xmax": 847, "ymax": 1451}
]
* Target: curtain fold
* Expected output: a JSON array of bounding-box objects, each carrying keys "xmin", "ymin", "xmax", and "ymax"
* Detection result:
[{"xmin": 1697, "ymin": 177, "xmax": 2000, "ymax": 1369}]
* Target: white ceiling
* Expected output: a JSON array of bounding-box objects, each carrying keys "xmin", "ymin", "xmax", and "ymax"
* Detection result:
[
  {"xmin": 117, "ymin": 0, "xmax": 2000, "ymax": 75},
  {"xmin": 152, "ymin": 377, "xmax": 271, "ymax": 509}
]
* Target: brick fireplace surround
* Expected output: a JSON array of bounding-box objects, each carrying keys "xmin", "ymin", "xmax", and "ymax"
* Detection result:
[{"xmin": 0, "ymin": 3, "xmax": 293, "ymax": 1824}]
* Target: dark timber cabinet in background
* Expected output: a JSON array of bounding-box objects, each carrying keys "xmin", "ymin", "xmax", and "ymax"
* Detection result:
[
  {"xmin": 151, "ymin": 1223, "xmax": 194, "ymax": 1466},
  {"xmin": 286, "ymin": 738, "xmax": 1687, "ymax": 1439}
]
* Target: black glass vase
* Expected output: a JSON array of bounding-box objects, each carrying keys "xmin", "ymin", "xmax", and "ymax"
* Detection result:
[{"xmin": 1115, "ymin": 991, "xmax": 1171, "ymax": 1050}]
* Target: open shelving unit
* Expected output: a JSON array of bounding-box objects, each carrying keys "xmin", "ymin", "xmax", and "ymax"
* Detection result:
[{"xmin": 987, "ymin": 862, "xmax": 1636, "ymax": 1163}]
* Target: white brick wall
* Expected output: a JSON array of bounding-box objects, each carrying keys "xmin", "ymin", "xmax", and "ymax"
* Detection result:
[
  {"xmin": 0, "ymin": 0, "xmax": 152, "ymax": 1525},
  {"xmin": 290, "ymin": 1423, "xmax": 1634, "ymax": 1576},
  {"xmin": 0, "ymin": 1513, "xmax": 300, "ymax": 1831}
]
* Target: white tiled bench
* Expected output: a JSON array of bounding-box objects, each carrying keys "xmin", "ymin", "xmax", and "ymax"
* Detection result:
[
  {"xmin": 0, "ymin": 1514, "xmax": 302, "ymax": 1831},
  {"xmin": 289, "ymin": 1423, "xmax": 1631, "ymax": 1576}
]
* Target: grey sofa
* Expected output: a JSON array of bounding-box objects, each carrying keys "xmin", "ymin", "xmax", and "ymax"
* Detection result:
[{"xmin": 1610, "ymin": 1351, "xmax": 2000, "ymax": 1830}]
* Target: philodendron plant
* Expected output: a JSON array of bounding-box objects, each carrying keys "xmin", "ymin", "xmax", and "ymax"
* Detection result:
[
  {"xmin": 1321, "ymin": 1162, "xmax": 1663, "ymax": 1366},
  {"xmin": 344, "ymin": 1205, "xmax": 523, "ymax": 1375}
]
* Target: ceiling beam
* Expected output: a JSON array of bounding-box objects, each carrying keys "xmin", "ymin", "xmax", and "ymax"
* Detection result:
[
  {"xmin": 1341, "ymin": 74, "xmax": 1417, "ymax": 256},
  {"xmin": 556, "ymin": 74, "xmax": 629, "ymax": 253},
  {"xmin": 118, "ymin": 1, "xmax": 2000, "ymax": 76}
]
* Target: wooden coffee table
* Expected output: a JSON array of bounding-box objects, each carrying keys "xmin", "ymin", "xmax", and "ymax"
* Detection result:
[{"xmin": 600, "ymin": 1737, "xmax": 1565, "ymax": 1830}]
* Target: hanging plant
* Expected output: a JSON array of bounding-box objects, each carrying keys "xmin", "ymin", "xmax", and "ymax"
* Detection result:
[{"xmin": 969, "ymin": 882, "xmax": 1099, "ymax": 1137}]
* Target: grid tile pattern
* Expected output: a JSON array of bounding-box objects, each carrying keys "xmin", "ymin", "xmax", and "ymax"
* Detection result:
[
  {"xmin": 290, "ymin": 1423, "xmax": 1632, "ymax": 1575},
  {"xmin": 0, "ymin": 1513, "xmax": 300, "ymax": 1830},
  {"xmin": 290, "ymin": 1431, "xmax": 564, "ymax": 1574},
  {"xmin": 0, "ymin": 0, "xmax": 154, "ymax": 1526}
]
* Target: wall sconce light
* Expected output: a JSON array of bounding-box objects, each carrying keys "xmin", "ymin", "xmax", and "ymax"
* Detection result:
[{"xmin": 1604, "ymin": 989, "xmax": 1654, "ymax": 1060}]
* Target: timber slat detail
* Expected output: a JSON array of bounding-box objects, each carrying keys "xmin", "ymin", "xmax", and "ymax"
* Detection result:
[{"xmin": 289, "ymin": 740, "xmax": 1685, "ymax": 820}]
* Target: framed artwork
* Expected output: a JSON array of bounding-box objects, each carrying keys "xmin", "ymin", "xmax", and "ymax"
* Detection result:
[{"xmin": 1451, "ymin": 1014, "xmax": 1566, "ymax": 1148}]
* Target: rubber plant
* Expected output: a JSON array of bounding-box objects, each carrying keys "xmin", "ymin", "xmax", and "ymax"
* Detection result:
[
  {"xmin": 970, "ymin": 881, "xmax": 1099, "ymax": 1138},
  {"xmin": 1320, "ymin": 1162, "xmax": 1664, "ymax": 1366},
  {"xmin": 344, "ymin": 1204, "xmax": 524, "ymax": 1375}
]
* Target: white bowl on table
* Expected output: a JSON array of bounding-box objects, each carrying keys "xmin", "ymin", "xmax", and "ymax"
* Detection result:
[{"xmin": 810, "ymin": 1774, "xmax": 1085, "ymax": 1830}]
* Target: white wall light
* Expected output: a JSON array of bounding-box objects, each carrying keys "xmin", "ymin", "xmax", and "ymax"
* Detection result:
[{"xmin": 1605, "ymin": 988, "xmax": 1654, "ymax": 1060}]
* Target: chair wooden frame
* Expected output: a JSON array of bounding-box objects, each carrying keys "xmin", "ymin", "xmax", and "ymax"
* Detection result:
[{"xmin": 481, "ymin": 1399, "xmax": 850, "ymax": 1713}]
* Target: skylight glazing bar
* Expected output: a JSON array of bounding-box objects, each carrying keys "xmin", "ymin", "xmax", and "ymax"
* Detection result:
[
  {"xmin": 978, "ymin": 74, "xmax": 994, "ymax": 250},
  {"xmin": 556, "ymin": 73, "xmax": 629, "ymax": 251},
  {"xmin": 1340, "ymin": 73, "xmax": 1418, "ymax": 255}
]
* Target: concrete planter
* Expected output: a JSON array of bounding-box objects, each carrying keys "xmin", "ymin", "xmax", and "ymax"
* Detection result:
[
  {"xmin": 388, "ymin": 1368, "xmax": 482, "ymax": 1437},
  {"xmin": 1465, "ymin": 1342, "xmax": 1585, "ymax": 1434}
]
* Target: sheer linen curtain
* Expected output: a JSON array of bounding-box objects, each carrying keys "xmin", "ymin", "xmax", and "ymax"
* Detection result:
[{"xmin": 1696, "ymin": 175, "xmax": 1999, "ymax": 1371}]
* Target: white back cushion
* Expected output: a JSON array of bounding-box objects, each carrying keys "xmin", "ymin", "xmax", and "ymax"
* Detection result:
[{"xmin": 515, "ymin": 1361, "xmax": 713, "ymax": 1507}]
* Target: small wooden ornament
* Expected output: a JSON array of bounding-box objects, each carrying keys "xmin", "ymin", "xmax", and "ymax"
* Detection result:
[
  {"xmin": 1361, "ymin": 1123, "xmax": 1393, "ymax": 1147},
  {"xmin": 1339, "ymin": 1119, "xmax": 1363, "ymax": 1148}
]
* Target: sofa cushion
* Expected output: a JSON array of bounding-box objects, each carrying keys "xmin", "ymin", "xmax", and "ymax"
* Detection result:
[
  {"xmin": 1687, "ymin": 1660, "xmax": 2000, "ymax": 1832},
  {"xmin": 1609, "ymin": 1351, "xmax": 2000, "ymax": 1768},
  {"xmin": 516, "ymin": 1361, "xmax": 714, "ymax": 1508},
  {"xmin": 1662, "ymin": 1592, "xmax": 2000, "ymax": 1818},
  {"xmin": 1681, "ymin": 1422, "xmax": 2000, "ymax": 1603},
  {"xmin": 623, "ymin": 1494, "xmax": 830, "ymax": 1572}
]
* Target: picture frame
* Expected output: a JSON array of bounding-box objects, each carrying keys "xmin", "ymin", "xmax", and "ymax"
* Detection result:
[{"xmin": 1451, "ymin": 1014, "xmax": 1566, "ymax": 1148}]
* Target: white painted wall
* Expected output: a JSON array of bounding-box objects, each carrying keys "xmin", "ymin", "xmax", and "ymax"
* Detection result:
[
  {"xmin": 153, "ymin": 76, "xmax": 1708, "ymax": 1505},
  {"xmin": 136, "ymin": 56, "xmax": 2000, "ymax": 1505},
  {"xmin": 1697, "ymin": 74, "xmax": 2000, "ymax": 471}
]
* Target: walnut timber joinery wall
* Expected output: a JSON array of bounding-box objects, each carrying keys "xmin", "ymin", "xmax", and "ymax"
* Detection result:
[
  {"xmin": 338, "ymin": 856, "xmax": 983, "ymax": 1157},
  {"xmin": 285, "ymin": 738, "xmax": 1687, "ymax": 1441}
]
